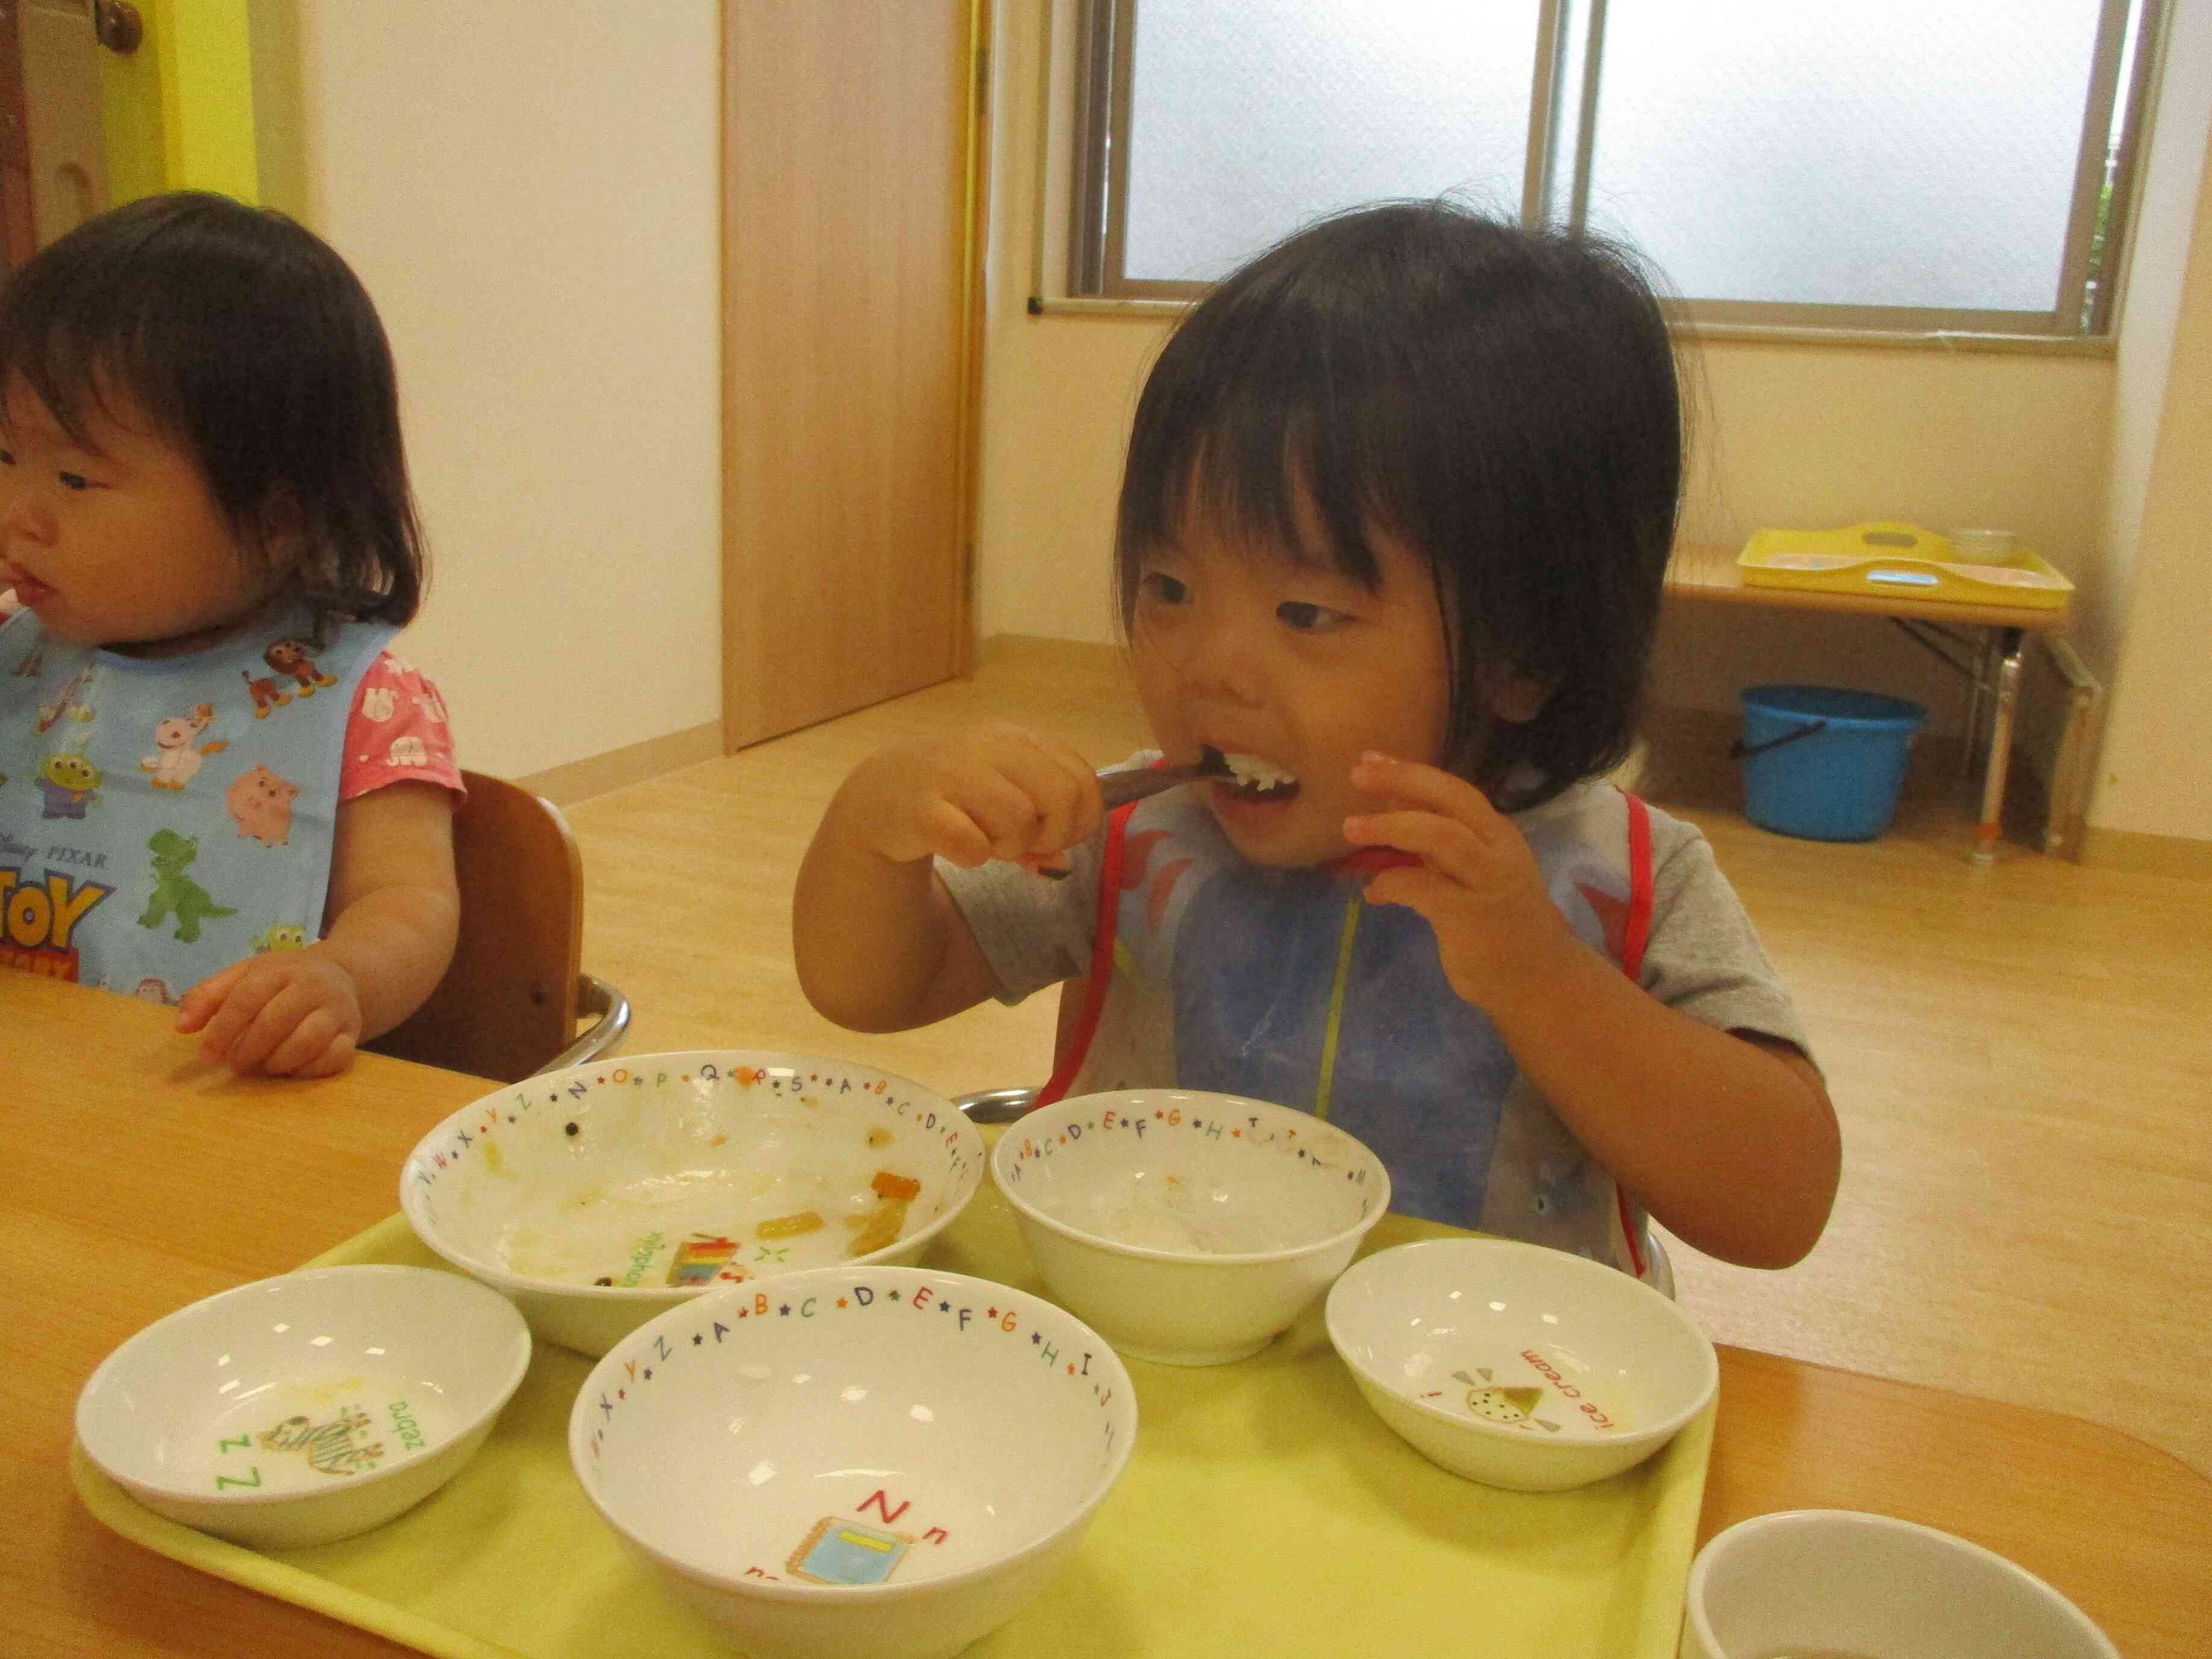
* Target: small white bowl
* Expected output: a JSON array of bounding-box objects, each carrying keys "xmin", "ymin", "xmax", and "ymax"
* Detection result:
[
  {"xmin": 401, "ymin": 1051, "xmax": 986, "ymax": 1357},
  {"xmin": 991, "ymin": 1089, "xmax": 1390, "ymax": 1365},
  {"xmin": 76, "ymin": 1266, "xmax": 530, "ymax": 1549},
  {"xmin": 569, "ymin": 1266, "xmax": 1136, "ymax": 1659},
  {"xmin": 1683, "ymin": 1510, "xmax": 2119, "ymax": 1659},
  {"xmin": 1326, "ymin": 1237, "xmax": 1715, "ymax": 1492}
]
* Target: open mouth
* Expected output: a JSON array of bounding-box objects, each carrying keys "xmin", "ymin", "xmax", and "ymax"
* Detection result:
[{"xmin": 1202, "ymin": 743, "xmax": 1300, "ymax": 802}]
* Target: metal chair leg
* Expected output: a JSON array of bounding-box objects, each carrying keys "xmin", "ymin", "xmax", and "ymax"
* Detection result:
[
  {"xmin": 537, "ymin": 974, "xmax": 631, "ymax": 1075},
  {"xmin": 1973, "ymin": 627, "xmax": 2026, "ymax": 866},
  {"xmin": 954, "ymin": 1087, "xmax": 1039, "ymax": 1124}
]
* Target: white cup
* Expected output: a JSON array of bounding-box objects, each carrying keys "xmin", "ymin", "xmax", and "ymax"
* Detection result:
[{"xmin": 1681, "ymin": 1510, "xmax": 2118, "ymax": 1659}]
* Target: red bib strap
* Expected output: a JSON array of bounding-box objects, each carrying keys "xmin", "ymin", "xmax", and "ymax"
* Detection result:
[
  {"xmin": 1030, "ymin": 801, "xmax": 1135, "ymax": 1107},
  {"xmin": 1615, "ymin": 789, "xmax": 1656, "ymax": 1278}
]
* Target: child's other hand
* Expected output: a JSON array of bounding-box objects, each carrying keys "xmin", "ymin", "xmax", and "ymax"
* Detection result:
[
  {"xmin": 1341, "ymin": 751, "xmax": 1579, "ymax": 1011},
  {"xmin": 175, "ymin": 948, "xmax": 364, "ymax": 1078},
  {"xmin": 845, "ymin": 724, "xmax": 1102, "ymax": 874}
]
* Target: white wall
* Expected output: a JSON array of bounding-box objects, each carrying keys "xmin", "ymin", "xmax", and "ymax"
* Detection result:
[
  {"xmin": 2087, "ymin": 1, "xmax": 2212, "ymax": 840},
  {"xmin": 279, "ymin": 2, "xmax": 722, "ymax": 779},
  {"xmin": 974, "ymin": 0, "xmax": 2204, "ymax": 836}
]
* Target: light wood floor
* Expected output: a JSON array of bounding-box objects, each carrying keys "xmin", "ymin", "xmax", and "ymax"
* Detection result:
[{"xmin": 561, "ymin": 639, "xmax": 2212, "ymax": 1479}]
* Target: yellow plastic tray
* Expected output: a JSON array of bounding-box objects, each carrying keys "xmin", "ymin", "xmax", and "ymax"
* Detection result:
[
  {"xmin": 74, "ymin": 1167, "xmax": 1714, "ymax": 1658},
  {"xmin": 1739, "ymin": 521, "xmax": 2073, "ymax": 609}
]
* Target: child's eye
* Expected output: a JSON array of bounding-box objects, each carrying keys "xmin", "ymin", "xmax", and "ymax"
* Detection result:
[
  {"xmin": 1138, "ymin": 570, "xmax": 1189, "ymax": 605},
  {"xmin": 57, "ymin": 470, "xmax": 89, "ymax": 491},
  {"xmin": 1277, "ymin": 601, "xmax": 1350, "ymax": 632}
]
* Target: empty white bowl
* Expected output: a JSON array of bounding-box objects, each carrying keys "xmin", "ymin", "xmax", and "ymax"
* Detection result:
[
  {"xmin": 401, "ymin": 1050, "xmax": 986, "ymax": 1356},
  {"xmin": 1326, "ymin": 1237, "xmax": 1715, "ymax": 1491},
  {"xmin": 991, "ymin": 1089, "xmax": 1390, "ymax": 1365},
  {"xmin": 1683, "ymin": 1510, "xmax": 2119, "ymax": 1659},
  {"xmin": 76, "ymin": 1266, "xmax": 530, "ymax": 1549},
  {"xmin": 568, "ymin": 1266, "xmax": 1136, "ymax": 1659}
]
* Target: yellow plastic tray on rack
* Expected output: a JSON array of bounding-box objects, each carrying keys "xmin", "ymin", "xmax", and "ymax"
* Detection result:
[
  {"xmin": 1738, "ymin": 521, "xmax": 2073, "ymax": 610},
  {"xmin": 73, "ymin": 1143, "xmax": 1715, "ymax": 1659}
]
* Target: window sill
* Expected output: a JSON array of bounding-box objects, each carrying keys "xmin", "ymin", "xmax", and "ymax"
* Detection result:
[
  {"xmin": 1026, "ymin": 294, "xmax": 1192, "ymax": 320},
  {"xmin": 1026, "ymin": 294, "xmax": 2119, "ymax": 357},
  {"xmin": 1683, "ymin": 322, "xmax": 2116, "ymax": 357}
]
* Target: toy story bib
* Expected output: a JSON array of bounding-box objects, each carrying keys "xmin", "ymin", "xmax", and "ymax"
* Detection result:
[
  {"xmin": 1038, "ymin": 781, "xmax": 1659, "ymax": 1276},
  {"xmin": 0, "ymin": 608, "xmax": 393, "ymax": 1003}
]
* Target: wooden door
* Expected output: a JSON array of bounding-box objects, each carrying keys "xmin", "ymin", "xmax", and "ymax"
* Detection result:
[
  {"xmin": 721, "ymin": 0, "xmax": 986, "ymax": 750},
  {"xmin": 0, "ymin": 0, "xmax": 38, "ymax": 270},
  {"xmin": 8, "ymin": 0, "xmax": 108, "ymax": 263}
]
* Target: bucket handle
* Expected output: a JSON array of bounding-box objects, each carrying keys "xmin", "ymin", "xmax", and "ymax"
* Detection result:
[{"xmin": 1731, "ymin": 717, "xmax": 1828, "ymax": 761}]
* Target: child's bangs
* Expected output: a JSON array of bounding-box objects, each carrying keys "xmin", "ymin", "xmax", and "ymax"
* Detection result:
[
  {"xmin": 0, "ymin": 268, "xmax": 184, "ymax": 454},
  {"xmin": 1131, "ymin": 393, "xmax": 1399, "ymax": 595},
  {"xmin": 0, "ymin": 318, "xmax": 108, "ymax": 450}
]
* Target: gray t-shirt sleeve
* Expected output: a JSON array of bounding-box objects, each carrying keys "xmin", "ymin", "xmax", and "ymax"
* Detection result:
[
  {"xmin": 1639, "ymin": 810, "xmax": 1816, "ymax": 1065},
  {"xmin": 936, "ymin": 828, "xmax": 1105, "ymax": 1005}
]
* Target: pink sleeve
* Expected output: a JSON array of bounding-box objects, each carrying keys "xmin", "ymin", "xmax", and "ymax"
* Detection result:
[{"xmin": 339, "ymin": 653, "xmax": 466, "ymax": 805}]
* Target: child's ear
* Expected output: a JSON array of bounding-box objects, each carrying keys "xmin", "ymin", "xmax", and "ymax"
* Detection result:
[
  {"xmin": 251, "ymin": 488, "xmax": 309, "ymax": 560},
  {"xmin": 1485, "ymin": 668, "xmax": 1552, "ymax": 725}
]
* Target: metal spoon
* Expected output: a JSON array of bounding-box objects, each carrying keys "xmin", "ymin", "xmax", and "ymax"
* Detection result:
[
  {"xmin": 1095, "ymin": 748, "xmax": 1239, "ymax": 807},
  {"xmin": 1096, "ymin": 762, "xmax": 1205, "ymax": 808}
]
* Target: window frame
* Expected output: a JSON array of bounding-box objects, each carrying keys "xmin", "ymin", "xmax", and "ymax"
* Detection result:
[{"xmin": 1064, "ymin": 0, "xmax": 2164, "ymax": 343}]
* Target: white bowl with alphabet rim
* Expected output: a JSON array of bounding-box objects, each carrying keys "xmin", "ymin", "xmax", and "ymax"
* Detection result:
[
  {"xmin": 401, "ymin": 1051, "xmax": 986, "ymax": 1357},
  {"xmin": 75, "ymin": 1264, "xmax": 531, "ymax": 1549},
  {"xmin": 569, "ymin": 1265, "xmax": 1136, "ymax": 1659},
  {"xmin": 1326, "ymin": 1237, "xmax": 1717, "ymax": 1492},
  {"xmin": 991, "ymin": 1089, "xmax": 1391, "ymax": 1365}
]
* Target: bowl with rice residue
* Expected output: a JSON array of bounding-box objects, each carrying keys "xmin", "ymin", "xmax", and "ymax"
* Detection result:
[{"xmin": 989, "ymin": 1089, "xmax": 1389, "ymax": 1365}]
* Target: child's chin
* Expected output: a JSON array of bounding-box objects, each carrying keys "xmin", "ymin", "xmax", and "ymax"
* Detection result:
[
  {"xmin": 1205, "ymin": 801, "xmax": 1340, "ymax": 868},
  {"xmin": 27, "ymin": 610, "xmax": 96, "ymax": 643}
]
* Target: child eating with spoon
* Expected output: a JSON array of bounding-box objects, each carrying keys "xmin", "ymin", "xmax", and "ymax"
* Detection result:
[{"xmin": 794, "ymin": 199, "xmax": 1838, "ymax": 1274}]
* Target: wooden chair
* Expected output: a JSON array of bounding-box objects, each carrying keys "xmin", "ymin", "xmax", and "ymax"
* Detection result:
[{"xmin": 369, "ymin": 769, "xmax": 629, "ymax": 1083}]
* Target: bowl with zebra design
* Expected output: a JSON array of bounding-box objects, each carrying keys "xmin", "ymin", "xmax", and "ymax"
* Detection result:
[{"xmin": 75, "ymin": 1264, "xmax": 530, "ymax": 1548}]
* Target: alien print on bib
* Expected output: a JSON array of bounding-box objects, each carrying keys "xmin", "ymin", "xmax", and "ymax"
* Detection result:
[{"xmin": 0, "ymin": 607, "xmax": 393, "ymax": 1000}]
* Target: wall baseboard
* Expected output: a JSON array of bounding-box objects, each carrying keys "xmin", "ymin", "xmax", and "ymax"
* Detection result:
[
  {"xmin": 2078, "ymin": 825, "xmax": 2212, "ymax": 879},
  {"xmin": 977, "ymin": 633, "xmax": 1124, "ymax": 668},
  {"xmin": 515, "ymin": 720, "xmax": 725, "ymax": 807}
]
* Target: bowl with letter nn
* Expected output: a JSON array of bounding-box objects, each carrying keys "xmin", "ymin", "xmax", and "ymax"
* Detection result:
[
  {"xmin": 401, "ymin": 1051, "xmax": 985, "ymax": 1357},
  {"xmin": 75, "ymin": 1265, "xmax": 531, "ymax": 1549},
  {"xmin": 1326, "ymin": 1237, "xmax": 1717, "ymax": 1492},
  {"xmin": 569, "ymin": 1266, "xmax": 1137, "ymax": 1659},
  {"xmin": 990, "ymin": 1089, "xmax": 1391, "ymax": 1364}
]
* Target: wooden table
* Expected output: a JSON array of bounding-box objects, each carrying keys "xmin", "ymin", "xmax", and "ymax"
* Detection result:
[
  {"xmin": 7, "ymin": 973, "xmax": 2207, "ymax": 1657},
  {"xmin": 1665, "ymin": 542, "xmax": 2083, "ymax": 860}
]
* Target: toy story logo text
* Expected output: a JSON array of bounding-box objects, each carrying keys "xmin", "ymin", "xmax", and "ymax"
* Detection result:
[{"xmin": 0, "ymin": 848, "xmax": 114, "ymax": 979}]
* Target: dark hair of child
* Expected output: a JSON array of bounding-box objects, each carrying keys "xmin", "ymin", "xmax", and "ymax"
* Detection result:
[
  {"xmin": 1115, "ymin": 197, "xmax": 1684, "ymax": 811},
  {"xmin": 0, "ymin": 189, "xmax": 424, "ymax": 641}
]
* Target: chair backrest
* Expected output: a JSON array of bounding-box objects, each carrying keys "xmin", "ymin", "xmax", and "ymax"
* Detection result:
[{"xmin": 368, "ymin": 769, "xmax": 584, "ymax": 1083}]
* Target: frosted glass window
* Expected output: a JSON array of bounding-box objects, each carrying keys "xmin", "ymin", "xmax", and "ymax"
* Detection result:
[
  {"xmin": 1587, "ymin": 2, "xmax": 2104, "ymax": 314},
  {"xmin": 1120, "ymin": 0, "xmax": 1541, "ymax": 284},
  {"xmin": 1071, "ymin": 0, "xmax": 2154, "ymax": 338}
]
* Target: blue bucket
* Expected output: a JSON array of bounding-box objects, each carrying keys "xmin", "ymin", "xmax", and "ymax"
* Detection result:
[{"xmin": 1734, "ymin": 685, "xmax": 1927, "ymax": 842}]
